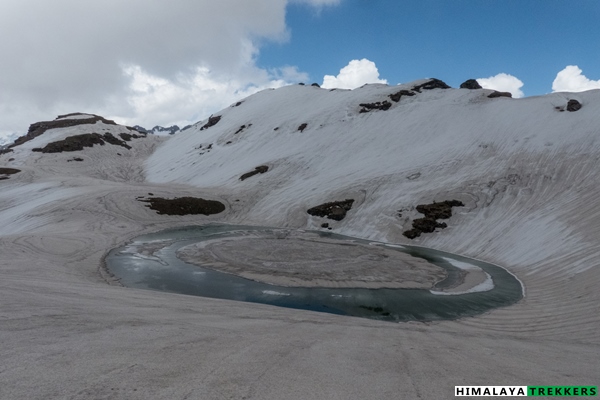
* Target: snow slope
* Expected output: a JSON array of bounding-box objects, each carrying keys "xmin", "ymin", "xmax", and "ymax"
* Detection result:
[{"xmin": 149, "ymin": 82, "xmax": 598, "ymax": 262}]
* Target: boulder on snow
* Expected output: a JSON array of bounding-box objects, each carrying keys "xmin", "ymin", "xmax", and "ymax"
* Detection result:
[
  {"xmin": 567, "ymin": 99, "xmax": 582, "ymax": 112},
  {"xmin": 139, "ymin": 196, "xmax": 225, "ymax": 216},
  {"xmin": 240, "ymin": 165, "xmax": 269, "ymax": 181},
  {"xmin": 200, "ymin": 115, "xmax": 222, "ymax": 130},
  {"xmin": 460, "ymin": 79, "xmax": 482, "ymax": 89},
  {"xmin": 307, "ymin": 199, "xmax": 354, "ymax": 221},
  {"xmin": 0, "ymin": 167, "xmax": 20, "ymax": 180},
  {"xmin": 403, "ymin": 200, "xmax": 464, "ymax": 239}
]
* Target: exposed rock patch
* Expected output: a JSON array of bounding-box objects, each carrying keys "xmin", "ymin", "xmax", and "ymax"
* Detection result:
[
  {"xmin": 488, "ymin": 91, "xmax": 512, "ymax": 98},
  {"xmin": 234, "ymin": 124, "xmax": 251, "ymax": 134},
  {"xmin": 200, "ymin": 115, "xmax": 222, "ymax": 131},
  {"xmin": 307, "ymin": 199, "xmax": 354, "ymax": 221},
  {"xmin": 196, "ymin": 143, "xmax": 214, "ymax": 155},
  {"xmin": 403, "ymin": 200, "xmax": 464, "ymax": 239},
  {"xmin": 389, "ymin": 90, "xmax": 415, "ymax": 103},
  {"xmin": 412, "ymin": 79, "xmax": 451, "ymax": 92},
  {"xmin": 32, "ymin": 133, "xmax": 131, "ymax": 153},
  {"xmin": 359, "ymin": 101, "xmax": 392, "ymax": 113},
  {"xmin": 118, "ymin": 132, "xmax": 143, "ymax": 142},
  {"xmin": 567, "ymin": 99, "xmax": 582, "ymax": 112},
  {"xmin": 240, "ymin": 165, "xmax": 269, "ymax": 181},
  {"xmin": 362, "ymin": 79, "xmax": 449, "ymax": 111},
  {"xmin": 298, "ymin": 123, "xmax": 308, "ymax": 132},
  {"xmin": 460, "ymin": 79, "xmax": 482, "ymax": 89},
  {"xmin": 0, "ymin": 167, "xmax": 21, "ymax": 180},
  {"xmin": 139, "ymin": 196, "xmax": 225, "ymax": 216}
]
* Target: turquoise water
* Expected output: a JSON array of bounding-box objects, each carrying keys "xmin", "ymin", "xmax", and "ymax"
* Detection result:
[{"xmin": 105, "ymin": 225, "xmax": 523, "ymax": 322}]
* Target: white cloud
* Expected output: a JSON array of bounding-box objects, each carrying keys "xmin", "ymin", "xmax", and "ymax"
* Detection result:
[
  {"xmin": 0, "ymin": 0, "xmax": 333, "ymax": 138},
  {"xmin": 116, "ymin": 64, "xmax": 308, "ymax": 128},
  {"xmin": 477, "ymin": 73, "xmax": 524, "ymax": 98},
  {"xmin": 552, "ymin": 65, "xmax": 600, "ymax": 93},
  {"xmin": 322, "ymin": 59, "xmax": 388, "ymax": 89}
]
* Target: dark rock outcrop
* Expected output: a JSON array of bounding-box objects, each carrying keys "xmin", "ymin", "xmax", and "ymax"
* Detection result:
[
  {"xmin": 403, "ymin": 200, "xmax": 464, "ymax": 239},
  {"xmin": 460, "ymin": 79, "xmax": 482, "ymax": 89},
  {"xmin": 298, "ymin": 123, "xmax": 308, "ymax": 132},
  {"xmin": 139, "ymin": 196, "xmax": 225, "ymax": 216},
  {"xmin": 235, "ymin": 124, "xmax": 252, "ymax": 135},
  {"xmin": 359, "ymin": 101, "xmax": 392, "ymax": 113},
  {"xmin": 31, "ymin": 133, "xmax": 131, "ymax": 153},
  {"xmin": 311, "ymin": 83, "xmax": 320, "ymax": 87},
  {"xmin": 200, "ymin": 115, "xmax": 222, "ymax": 130},
  {"xmin": 487, "ymin": 91, "xmax": 512, "ymax": 98},
  {"xmin": 240, "ymin": 165, "xmax": 269, "ymax": 181},
  {"xmin": 389, "ymin": 90, "xmax": 415, "ymax": 103},
  {"xmin": 119, "ymin": 132, "xmax": 142, "ymax": 142},
  {"xmin": 567, "ymin": 99, "xmax": 582, "ymax": 112},
  {"xmin": 307, "ymin": 199, "xmax": 354, "ymax": 221},
  {"xmin": 412, "ymin": 79, "xmax": 451, "ymax": 92},
  {"xmin": 0, "ymin": 167, "xmax": 20, "ymax": 180}
]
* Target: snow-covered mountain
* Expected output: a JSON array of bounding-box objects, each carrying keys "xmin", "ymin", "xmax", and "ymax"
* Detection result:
[
  {"xmin": 148, "ymin": 80, "xmax": 598, "ymax": 261},
  {"xmin": 1, "ymin": 79, "xmax": 599, "ymax": 399},
  {"xmin": 133, "ymin": 124, "xmax": 190, "ymax": 135}
]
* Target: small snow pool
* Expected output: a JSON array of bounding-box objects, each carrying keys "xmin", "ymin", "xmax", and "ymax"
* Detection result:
[{"xmin": 105, "ymin": 225, "xmax": 523, "ymax": 322}]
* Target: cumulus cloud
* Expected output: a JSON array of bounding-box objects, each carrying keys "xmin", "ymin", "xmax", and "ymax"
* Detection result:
[
  {"xmin": 117, "ymin": 64, "xmax": 308, "ymax": 128},
  {"xmin": 477, "ymin": 73, "xmax": 524, "ymax": 98},
  {"xmin": 322, "ymin": 59, "xmax": 388, "ymax": 89},
  {"xmin": 0, "ymin": 0, "xmax": 331, "ymax": 138},
  {"xmin": 552, "ymin": 65, "xmax": 600, "ymax": 93}
]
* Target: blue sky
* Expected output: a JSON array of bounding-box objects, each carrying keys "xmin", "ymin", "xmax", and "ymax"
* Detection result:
[
  {"xmin": 0, "ymin": 0, "xmax": 599, "ymax": 140},
  {"xmin": 259, "ymin": 1, "xmax": 600, "ymax": 96}
]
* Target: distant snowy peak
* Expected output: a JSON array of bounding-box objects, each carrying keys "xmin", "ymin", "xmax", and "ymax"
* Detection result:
[
  {"xmin": 133, "ymin": 125, "xmax": 188, "ymax": 135},
  {"xmin": 0, "ymin": 132, "xmax": 20, "ymax": 147}
]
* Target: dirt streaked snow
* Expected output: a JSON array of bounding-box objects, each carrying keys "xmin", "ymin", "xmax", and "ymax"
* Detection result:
[{"xmin": 0, "ymin": 81, "xmax": 599, "ymax": 399}]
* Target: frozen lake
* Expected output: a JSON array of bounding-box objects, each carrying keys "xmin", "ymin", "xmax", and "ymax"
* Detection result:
[{"xmin": 105, "ymin": 224, "xmax": 523, "ymax": 322}]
